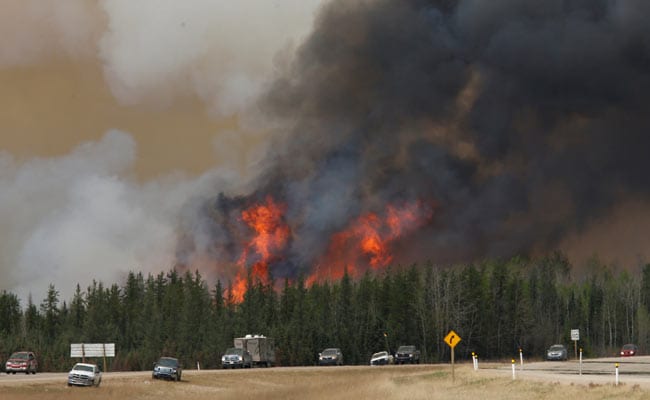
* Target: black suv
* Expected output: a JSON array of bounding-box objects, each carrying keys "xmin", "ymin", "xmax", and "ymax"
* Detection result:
[
  {"xmin": 318, "ymin": 348, "xmax": 343, "ymax": 366},
  {"xmin": 395, "ymin": 345, "xmax": 420, "ymax": 364},
  {"xmin": 152, "ymin": 357, "xmax": 182, "ymax": 381}
]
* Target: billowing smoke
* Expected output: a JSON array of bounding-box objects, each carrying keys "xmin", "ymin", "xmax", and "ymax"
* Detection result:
[
  {"xmin": 0, "ymin": 131, "xmax": 249, "ymax": 303},
  {"xmin": 4, "ymin": 0, "xmax": 650, "ymax": 302},
  {"xmin": 0, "ymin": 1, "xmax": 325, "ymax": 303},
  {"xmin": 176, "ymin": 0, "xmax": 650, "ymax": 285},
  {"xmin": 0, "ymin": 0, "xmax": 324, "ymax": 115}
]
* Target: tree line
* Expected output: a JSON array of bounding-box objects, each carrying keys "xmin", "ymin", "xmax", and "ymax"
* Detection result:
[{"xmin": 1, "ymin": 252, "xmax": 649, "ymax": 371}]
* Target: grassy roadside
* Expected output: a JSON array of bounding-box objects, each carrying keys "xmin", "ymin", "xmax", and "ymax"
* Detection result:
[{"xmin": 1, "ymin": 364, "xmax": 649, "ymax": 400}]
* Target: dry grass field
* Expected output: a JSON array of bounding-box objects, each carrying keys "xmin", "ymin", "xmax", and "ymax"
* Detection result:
[{"xmin": 2, "ymin": 364, "xmax": 650, "ymax": 400}]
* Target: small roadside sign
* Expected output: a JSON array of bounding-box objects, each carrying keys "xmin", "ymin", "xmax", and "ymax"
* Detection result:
[
  {"xmin": 571, "ymin": 329, "xmax": 580, "ymax": 341},
  {"xmin": 444, "ymin": 330, "xmax": 462, "ymax": 348},
  {"xmin": 444, "ymin": 330, "xmax": 462, "ymax": 382}
]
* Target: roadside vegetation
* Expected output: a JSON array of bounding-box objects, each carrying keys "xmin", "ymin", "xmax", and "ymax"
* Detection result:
[
  {"xmin": 1, "ymin": 252, "xmax": 649, "ymax": 371},
  {"xmin": 2, "ymin": 365, "xmax": 650, "ymax": 400}
]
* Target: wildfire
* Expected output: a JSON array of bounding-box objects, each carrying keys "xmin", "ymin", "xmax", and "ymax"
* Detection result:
[
  {"xmin": 227, "ymin": 195, "xmax": 434, "ymax": 302},
  {"xmin": 307, "ymin": 200, "xmax": 434, "ymax": 285},
  {"xmin": 231, "ymin": 196, "xmax": 290, "ymax": 302}
]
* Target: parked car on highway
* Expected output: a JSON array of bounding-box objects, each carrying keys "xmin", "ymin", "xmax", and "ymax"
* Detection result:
[
  {"xmin": 152, "ymin": 357, "xmax": 182, "ymax": 381},
  {"xmin": 318, "ymin": 348, "xmax": 343, "ymax": 366},
  {"xmin": 395, "ymin": 345, "xmax": 420, "ymax": 364},
  {"xmin": 370, "ymin": 351, "xmax": 394, "ymax": 366},
  {"xmin": 620, "ymin": 343, "xmax": 639, "ymax": 357},
  {"xmin": 5, "ymin": 351, "xmax": 38, "ymax": 374},
  {"xmin": 546, "ymin": 344, "xmax": 568, "ymax": 361},
  {"xmin": 222, "ymin": 347, "xmax": 253, "ymax": 369},
  {"xmin": 67, "ymin": 363, "xmax": 102, "ymax": 387}
]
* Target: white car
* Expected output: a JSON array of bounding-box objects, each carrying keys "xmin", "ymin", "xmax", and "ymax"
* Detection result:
[
  {"xmin": 370, "ymin": 351, "xmax": 394, "ymax": 366},
  {"xmin": 68, "ymin": 363, "xmax": 102, "ymax": 387}
]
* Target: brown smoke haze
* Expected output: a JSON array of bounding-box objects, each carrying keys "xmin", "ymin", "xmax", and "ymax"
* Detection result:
[{"xmin": 2, "ymin": 0, "xmax": 650, "ymax": 304}]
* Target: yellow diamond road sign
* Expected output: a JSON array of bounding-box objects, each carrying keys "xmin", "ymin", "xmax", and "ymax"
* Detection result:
[{"xmin": 444, "ymin": 330, "xmax": 461, "ymax": 348}]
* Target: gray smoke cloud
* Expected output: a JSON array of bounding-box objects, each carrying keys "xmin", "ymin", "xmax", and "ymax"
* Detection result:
[
  {"xmin": 177, "ymin": 0, "xmax": 650, "ymax": 278},
  {"xmin": 0, "ymin": 131, "xmax": 249, "ymax": 303}
]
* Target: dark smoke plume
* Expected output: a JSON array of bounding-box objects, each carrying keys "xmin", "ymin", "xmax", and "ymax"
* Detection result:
[{"xmin": 178, "ymin": 0, "xmax": 650, "ymax": 280}]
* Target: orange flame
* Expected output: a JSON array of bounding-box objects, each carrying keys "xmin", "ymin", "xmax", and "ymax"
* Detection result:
[
  {"xmin": 231, "ymin": 196, "xmax": 290, "ymax": 303},
  {"xmin": 307, "ymin": 200, "xmax": 434, "ymax": 285}
]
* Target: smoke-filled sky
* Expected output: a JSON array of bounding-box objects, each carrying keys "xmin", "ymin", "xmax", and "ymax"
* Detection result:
[{"xmin": 3, "ymin": 0, "xmax": 650, "ymax": 304}]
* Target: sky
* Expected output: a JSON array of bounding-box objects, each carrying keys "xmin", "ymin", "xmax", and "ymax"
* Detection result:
[{"xmin": 3, "ymin": 0, "xmax": 650, "ymax": 305}]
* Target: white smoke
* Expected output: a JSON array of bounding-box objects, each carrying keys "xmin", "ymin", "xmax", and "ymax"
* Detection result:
[
  {"xmin": 0, "ymin": 131, "xmax": 241, "ymax": 304},
  {"xmin": 1, "ymin": 0, "xmax": 324, "ymax": 114},
  {"xmin": 99, "ymin": 0, "xmax": 324, "ymax": 115}
]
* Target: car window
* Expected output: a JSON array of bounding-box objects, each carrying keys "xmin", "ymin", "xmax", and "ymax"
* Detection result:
[
  {"xmin": 158, "ymin": 358, "xmax": 179, "ymax": 367},
  {"xmin": 11, "ymin": 352, "xmax": 29, "ymax": 360},
  {"xmin": 73, "ymin": 364, "xmax": 94, "ymax": 372}
]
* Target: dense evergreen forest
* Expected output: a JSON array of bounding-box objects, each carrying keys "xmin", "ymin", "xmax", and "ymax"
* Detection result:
[{"xmin": 2, "ymin": 253, "xmax": 650, "ymax": 372}]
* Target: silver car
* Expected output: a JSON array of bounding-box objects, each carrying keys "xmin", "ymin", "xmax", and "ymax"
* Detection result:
[
  {"xmin": 222, "ymin": 348, "xmax": 253, "ymax": 369},
  {"xmin": 546, "ymin": 344, "xmax": 568, "ymax": 361},
  {"xmin": 370, "ymin": 351, "xmax": 394, "ymax": 366}
]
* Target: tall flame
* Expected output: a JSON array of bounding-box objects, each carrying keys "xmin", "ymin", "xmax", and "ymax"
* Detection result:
[
  {"xmin": 307, "ymin": 200, "xmax": 434, "ymax": 285},
  {"xmin": 231, "ymin": 196, "xmax": 290, "ymax": 302}
]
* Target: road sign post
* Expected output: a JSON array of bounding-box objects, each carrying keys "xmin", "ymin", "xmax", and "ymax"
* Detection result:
[
  {"xmin": 571, "ymin": 329, "xmax": 580, "ymax": 359},
  {"xmin": 444, "ymin": 330, "xmax": 462, "ymax": 382}
]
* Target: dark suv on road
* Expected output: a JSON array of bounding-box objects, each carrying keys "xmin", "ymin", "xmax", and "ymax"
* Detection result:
[
  {"xmin": 152, "ymin": 357, "xmax": 182, "ymax": 381},
  {"xmin": 395, "ymin": 345, "xmax": 420, "ymax": 364},
  {"xmin": 318, "ymin": 348, "xmax": 344, "ymax": 366}
]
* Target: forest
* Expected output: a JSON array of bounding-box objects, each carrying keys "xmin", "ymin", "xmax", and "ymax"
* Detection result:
[{"xmin": 1, "ymin": 252, "xmax": 649, "ymax": 372}]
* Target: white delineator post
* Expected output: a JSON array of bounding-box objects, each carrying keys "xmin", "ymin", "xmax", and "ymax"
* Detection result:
[
  {"xmin": 511, "ymin": 359, "xmax": 516, "ymax": 380},
  {"xmin": 579, "ymin": 348, "xmax": 583, "ymax": 376},
  {"xmin": 472, "ymin": 352, "xmax": 478, "ymax": 371},
  {"xmin": 615, "ymin": 363, "xmax": 619, "ymax": 386},
  {"xmin": 519, "ymin": 348, "xmax": 524, "ymax": 371}
]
